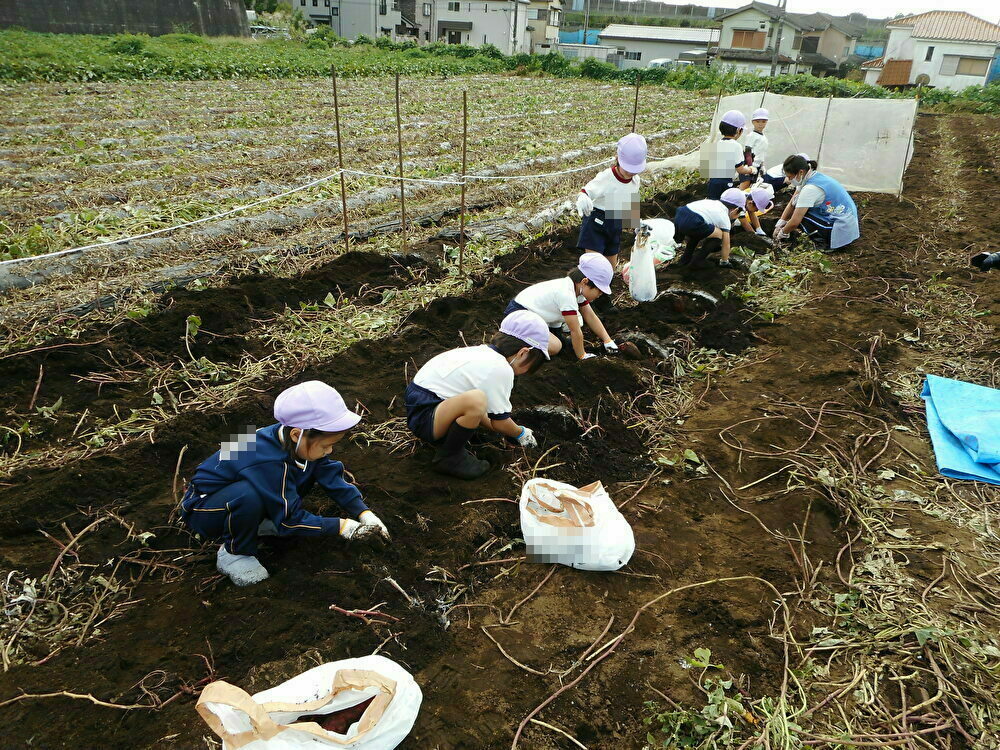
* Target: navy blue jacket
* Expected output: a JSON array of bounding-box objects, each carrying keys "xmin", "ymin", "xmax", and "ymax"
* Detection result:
[{"xmin": 186, "ymin": 423, "xmax": 367, "ymax": 536}]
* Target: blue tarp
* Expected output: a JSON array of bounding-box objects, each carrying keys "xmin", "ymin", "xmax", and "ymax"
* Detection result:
[{"xmin": 921, "ymin": 374, "xmax": 1000, "ymax": 486}]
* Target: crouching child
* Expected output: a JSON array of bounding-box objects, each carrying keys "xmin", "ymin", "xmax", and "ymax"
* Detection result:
[
  {"xmin": 180, "ymin": 380, "xmax": 390, "ymax": 587},
  {"xmin": 672, "ymin": 188, "xmax": 746, "ymax": 269},
  {"xmin": 404, "ymin": 310, "xmax": 550, "ymax": 480},
  {"xmin": 504, "ymin": 252, "xmax": 617, "ymax": 360}
]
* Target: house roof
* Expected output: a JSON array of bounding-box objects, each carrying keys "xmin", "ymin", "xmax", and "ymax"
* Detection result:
[
  {"xmin": 711, "ymin": 47, "xmax": 795, "ymax": 63},
  {"xmin": 597, "ymin": 24, "xmax": 720, "ymax": 44},
  {"xmin": 798, "ymin": 51, "xmax": 837, "ymax": 68},
  {"xmin": 714, "ymin": 2, "xmax": 810, "ymax": 31},
  {"xmin": 715, "ymin": 3, "xmax": 866, "ymax": 38},
  {"xmin": 887, "ymin": 10, "xmax": 1000, "ymax": 43},
  {"xmin": 877, "ymin": 59, "xmax": 913, "ymax": 86},
  {"xmin": 860, "ymin": 55, "xmax": 884, "ymax": 69},
  {"xmin": 789, "ymin": 12, "xmax": 864, "ymax": 38}
]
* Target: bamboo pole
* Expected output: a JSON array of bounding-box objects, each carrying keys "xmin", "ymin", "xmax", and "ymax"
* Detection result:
[
  {"xmin": 394, "ymin": 72, "xmax": 408, "ymax": 253},
  {"xmin": 331, "ymin": 66, "xmax": 350, "ymax": 253},
  {"xmin": 631, "ymin": 71, "xmax": 641, "ymax": 132},
  {"xmin": 459, "ymin": 90, "xmax": 468, "ymax": 276},
  {"xmin": 815, "ymin": 93, "xmax": 834, "ymax": 166}
]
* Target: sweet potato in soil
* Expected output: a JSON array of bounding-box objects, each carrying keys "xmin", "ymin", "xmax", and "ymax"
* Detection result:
[{"xmin": 1, "ymin": 114, "xmax": 998, "ymax": 749}]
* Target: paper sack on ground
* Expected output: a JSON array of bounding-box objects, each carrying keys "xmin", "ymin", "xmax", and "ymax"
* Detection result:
[{"xmin": 921, "ymin": 374, "xmax": 1000, "ymax": 486}]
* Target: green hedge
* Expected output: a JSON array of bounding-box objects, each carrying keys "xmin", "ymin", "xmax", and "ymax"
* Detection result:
[{"xmin": 1, "ymin": 29, "xmax": 997, "ymax": 113}]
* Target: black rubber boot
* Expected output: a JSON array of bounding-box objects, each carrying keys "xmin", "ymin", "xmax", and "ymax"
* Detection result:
[{"xmin": 432, "ymin": 448, "xmax": 490, "ymax": 480}]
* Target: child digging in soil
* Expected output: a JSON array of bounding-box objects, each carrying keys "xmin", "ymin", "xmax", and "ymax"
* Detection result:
[
  {"xmin": 504, "ymin": 252, "xmax": 618, "ymax": 360},
  {"xmin": 672, "ymin": 188, "xmax": 747, "ymax": 269},
  {"xmin": 735, "ymin": 184, "xmax": 775, "ymax": 242},
  {"xmin": 180, "ymin": 381, "xmax": 390, "ymax": 587},
  {"xmin": 576, "ymin": 133, "xmax": 647, "ymax": 269},
  {"xmin": 404, "ymin": 310, "xmax": 550, "ymax": 480}
]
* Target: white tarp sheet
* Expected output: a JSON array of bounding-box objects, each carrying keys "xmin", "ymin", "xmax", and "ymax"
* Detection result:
[{"xmin": 649, "ymin": 92, "xmax": 917, "ymax": 195}]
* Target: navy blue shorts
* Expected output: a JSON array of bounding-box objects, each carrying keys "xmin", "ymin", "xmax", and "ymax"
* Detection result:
[
  {"xmin": 405, "ymin": 382, "xmax": 444, "ymax": 444},
  {"xmin": 503, "ymin": 299, "xmax": 527, "ymax": 317},
  {"xmin": 706, "ymin": 177, "xmax": 734, "ymax": 200},
  {"xmin": 673, "ymin": 205, "xmax": 715, "ymax": 244},
  {"xmin": 577, "ymin": 208, "xmax": 622, "ymax": 256}
]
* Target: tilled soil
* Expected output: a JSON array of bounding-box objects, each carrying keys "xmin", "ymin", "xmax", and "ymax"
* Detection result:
[{"xmin": 1, "ymin": 114, "xmax": 998, "ymax": 749}]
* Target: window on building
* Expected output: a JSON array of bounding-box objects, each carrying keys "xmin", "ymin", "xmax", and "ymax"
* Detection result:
[
  {"xmin": 422, "ymin": 2, "xmax": 431, "ymax": 15},
  {"xmin": 924, "ymin": 46, "xmax": 934, "ymax": 61},
  {"xmin": 379, "ymin": 0, "xmax": 386, "ymax": 13},
  {"xmin": 791, "ymin": 31, "xmax": 802, "ymax": 50},
  {"xmin": 624, "ymin": 51, "xmax": 641, "ymax": 60},
  {"xmin": 940, "ymin": 55, "xmax": 989, "ymax": 76},
  {"xmin": 483, "ymin": 34, "xmax": 488, "ymax": 43},
  {"xmin": 801, "ymin": 36, "xmax": 818, "ymax": 53},
  {"xmin": 448, "ymin": 1, "xmax": 459, "ymax": 10},
  {"xmin": 324, "ymin": 0, "xmax": 330, "ymax": 5},
  {"xmin": 300, "ymin": 0, "xmax": 306, "ymax": 5},
  {"xmin": 331, "ymin": 6, "xmax": 338, "ymax": 14},
  {"xmin": 842, "ymin": 45, "xmax": 849, "ymax": 57},
  {"xmin": 731, "ymin": 29, "xmax": 765, "ymax": 49},
  {"xmin": 392, "ymin": 0, "xmax": 399, "ymax": 10},
  {"xmin": 312, "ymin": 0, "xmax": 317, "ymax": 6},
  {"xmin": 527, "ymin": 8, "xmax": 537, "ymax": 19}
]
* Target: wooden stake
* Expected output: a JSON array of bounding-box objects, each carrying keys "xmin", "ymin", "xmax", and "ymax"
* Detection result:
[
  {"xmin": 631, "ymin": 71, "xmax": 641, "ymax": 132},
  {"xmin": 459, "ymin": 90, "xmax": 468, "ymax": 276},
  {"xmin": 331, "ymin": 66, "xmax": 350, "ymax": 253},
  {"xmin": 394, "ymin": 72, "xmax": 408, "ymax": 253}
]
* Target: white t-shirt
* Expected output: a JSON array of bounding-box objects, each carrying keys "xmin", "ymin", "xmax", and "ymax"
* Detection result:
[
  {"xmin": 794, "ymin": 184, "xmax": 826, "ymax": 208},
  {"xmin": 582, "ymin": 166, "xmax": 640, "ymax": 213},
  {"xmin": 413, "ymin": 345, "xmax": 514, "ymax": 419},
  {"xmin": 702, "ymin": 138, "xmax": 745, "ymax": 179},
  {"xmin": 686, "ymin": 199, "xmax": 733, "ymax": 232},
  {"xmin": 743, "ymin": 130, "xmax": 769, "ymax": 168},
  {"xmin": 514, "ymin": 277, "xmax": 588, "ymax": 328}
]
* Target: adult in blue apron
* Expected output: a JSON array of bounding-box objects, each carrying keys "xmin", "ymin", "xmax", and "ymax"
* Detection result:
[{"xmin": 773, "ymin": 155, "xmax": 859, "ymax": 251}]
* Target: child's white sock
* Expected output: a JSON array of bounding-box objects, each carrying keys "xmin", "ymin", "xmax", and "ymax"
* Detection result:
[{"xmin": 755, "ymin": 227, "xmax": 767, "ymax": 236}]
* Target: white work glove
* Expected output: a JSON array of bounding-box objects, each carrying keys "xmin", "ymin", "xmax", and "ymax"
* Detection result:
[
  {"xmin": 576, "ymin": 191, "xmax": 594, "ymax": 218},
  {"xmin": 772, "ymin": 219, "xmax": 787, "ymax": 240},
  {"xmin": 515, "ymin": 426, "xmax": 537, "ymax": 448},
  {"xmin": 359, "ymin": 510, "xmax": 390, "ymax": 541},
  {"xmin": 580, "ymin": 353, "xmax": 598, "ymax": 361},
  {"xmin": 340, "ymin": 518, "xmax": 387, "ymax": 546},
  {"xmin": 604, "ymin": 341, "xmax": 619, "ymax": 354}
]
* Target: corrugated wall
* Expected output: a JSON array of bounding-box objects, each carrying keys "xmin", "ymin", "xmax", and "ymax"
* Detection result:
[{"xmin": 0, "ymin": 0, "xmax": 250, "ymax": 37}]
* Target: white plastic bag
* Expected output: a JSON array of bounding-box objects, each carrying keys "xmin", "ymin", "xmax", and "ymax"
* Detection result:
[
  {"xmin": 197, "ymin": 655, "xmax": 422, "ymax": 750},
  {"xmin": 628, "ymin": 233, "xmax": 657, "ymax": 302},
  {"xmin": 519, "ymin": 478, "xmax": 635, "ymax": 571},
  {"xmin": 623, "ymin": 218, "xmax": 676, "ymax": 294}
]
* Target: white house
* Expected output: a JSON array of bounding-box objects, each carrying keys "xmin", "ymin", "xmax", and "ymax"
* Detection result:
[
  {"xmin": 861, "ymin": 11, "xmax": 1000, "ymax": 91},
  {"xmin": 711, "ymin": 2, "xmax": 863, "ymax": 76},
  {"xmin": 596, "ymin": 24, "xmax": 721, "ymax": 69},
  {"xmin": 295, "ymin": 0, "xmax": 404, "ymax": 39},
  {"xmin": 528, "ymin": 0, "xmax": 562, "ymax": 53},
  {"xmin": 431, "ymin": 0, "xmax": 530, "ymax": 53}
]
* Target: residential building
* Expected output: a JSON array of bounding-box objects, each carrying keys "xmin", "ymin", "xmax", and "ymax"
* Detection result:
[
  {"xmin": 710, "ymin": 2, "xmax": 864, "ymax": 76},
  {"xmin": 596, "ymin": 24, "xmax": 720, "ymax": 69},
  {"xmin": 528, "ymin": 0, "xmax": 563, "ymax": 53},
  {"xmin": 294, "ymin": 0, "xmax": 404, "ymax": 39},
  {"xmin": 861, "ymin": 11, "xmax": 1000, "ymax": 91},
  {"xmin": 431, "ymin": 0, "xmax": 530, "ymax": 53}
]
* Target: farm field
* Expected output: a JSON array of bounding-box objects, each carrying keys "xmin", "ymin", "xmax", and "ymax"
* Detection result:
[{"xmin": 1, "ymin": 73, "xmax": 999, "ymax": 749}]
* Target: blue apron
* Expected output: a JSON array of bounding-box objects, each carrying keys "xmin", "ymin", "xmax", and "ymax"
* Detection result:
[{"xmin": 801, "ymin": 172, "xmax": 859, "ymax": 249}]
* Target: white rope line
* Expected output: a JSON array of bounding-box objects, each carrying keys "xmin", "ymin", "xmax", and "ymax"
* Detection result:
[{"xmin": 0, "ymin": 152, "xmax": 680, "ymax": 268}]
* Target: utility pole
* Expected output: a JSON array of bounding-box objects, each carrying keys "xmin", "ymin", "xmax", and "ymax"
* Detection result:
[
  {"xmin": 512, "ymin": 0, "xmax": 519, "ymax": 54},
  {"xmin": 769, "ymin": 0, "xmax": 787, "ymax": 77}
]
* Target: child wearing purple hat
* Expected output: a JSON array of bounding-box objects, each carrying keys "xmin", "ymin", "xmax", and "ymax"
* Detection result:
[
  {"xmin": 701, "ymin": 110, "xmax": 756, "ymax": 200},
  {"xmin": 180, "ymin": 380, "xmax": 389, "ymax": 587},
  {"xmin": 576, "ymin": 133, "xmax": 647, "ymax": 268},
  {"xmin": 735, "ymin": 184, "xmax": 775, "ymax": 241},
  {"xmin": 504, "ymin": 253, "xmax": 618, "ymax": 360},
  {"xmin": 404, "ymin": 310, "xmax": 550, "ymax": 480}
]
